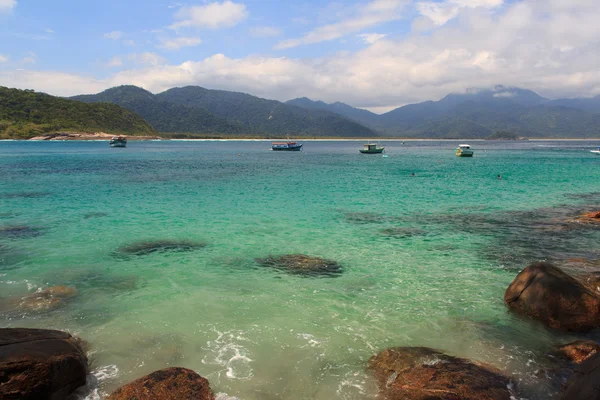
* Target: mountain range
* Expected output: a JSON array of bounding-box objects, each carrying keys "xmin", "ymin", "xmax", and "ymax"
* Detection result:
[
  {"xmin": 72, "ymin": 86, "xmax": 376, "ymax": 138},
  {"xmin": 287, "ymin": 86, "xmax": 600, "ymax": 138}
]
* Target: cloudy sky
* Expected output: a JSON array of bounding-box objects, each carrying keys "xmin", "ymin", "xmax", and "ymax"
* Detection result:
[{"xmin": 0, "ymin": 0, "xmax": 598, "ymax": 112}]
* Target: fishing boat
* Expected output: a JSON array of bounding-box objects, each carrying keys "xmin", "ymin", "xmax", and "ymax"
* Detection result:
[
  {"xmin": 591, "ymin": 147, "xmax": 600, "ymax": 155},
  {"xmin": 456, "ymin": 144, "xmax": 474, "ymax": 157},
  {"xmin": 109, "ymin": 136, "xmax": 127, "ymax": 148},
  {"xmin": 360, "ymin": 143, "xmax": 385, "ymax": 154},
  {"xmin": 271, "ymin": 141, "xmax": 303, "ymax": 151}
]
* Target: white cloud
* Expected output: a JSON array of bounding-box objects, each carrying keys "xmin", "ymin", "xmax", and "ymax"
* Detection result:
[
  {"xmin": 130, "ymin": 52, "xmax": 166, "ymax": 66},
  {"xmin": 358, "ymin": 33, "xmax": 388, "ymax": 44},
  {"xmin": 0, "ymin": 0, "xmax": 16, "ymax": 11},
  {"xmin": 0, "ymin": 54, "xmax": 8, "ymax": 63},
  {"xmin": 3, "ymin": 0, "xmax": 600, "ymax": 109},
  {"xmin": 45, "ymin": 28, "xmax": 55, "ymax": 34},
  {"xmin": 21, "ymin": 52, "xmax": 36, "ymax": 64},
  {"xmin": 104, "ymin": 31, "xmax": 123, "ymax": 40},
  {"xmin": 249, "ymin": 26, "xmax": 282, "ymax": 38},
  {"xmin": 171, "ymin": 1, "xmax": 248, "ymax": 30},
  {"xmin": 275, "ymin": 0, "xmax": 407, "ymax": 49},
  {"xmin": 417, "ymin": 0, "xmax": 504, "ymax": 26},
  {"xmin": 123, "ymin": 39, "xmax": 136, "ymax": 46},
  {"xmin": 158, "ymin": 36, "xmax": 202, "ymax": 50},
  {"xmin": 106, "ymin": 56, "xmax": 123, "ymax": 68}
]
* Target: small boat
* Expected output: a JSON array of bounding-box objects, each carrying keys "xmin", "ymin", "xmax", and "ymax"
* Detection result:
[
  {"xmin": 456, "ymin": 144, "xmax": 474, "ymax": 157},
  {"xmin": 271, "ymin": 141, "xmax": 302, "ymax": 151},
  {"xmin": 591, "ymin": 147, "xmax": 600, "ymax": 155},
  {"xmin": 360, "ymin": 143, "xmax": 385, "ymax": 154},
  {"xmin": 110, "ymin": 136, "xmax": 127, "ymax": 148}
]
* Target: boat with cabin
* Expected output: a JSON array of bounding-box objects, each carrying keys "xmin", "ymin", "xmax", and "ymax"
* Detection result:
[
  {"xmin": 456, "ymin": 144, "xmax": 474, "ymax": 157},
  {"xmin": 591, "ymin": 147, "xmax": 600, "ymax": 155},
  {"xmin": 110, "ymin": 136, "xmax": 127, "ymax": 148},
  {"xmin": 360, "ymin": 143, "xmax": 385, "ymax": 154},
  {"xmin": 271, "ymin": 141, "xmax": 303, "ymax": 151}
]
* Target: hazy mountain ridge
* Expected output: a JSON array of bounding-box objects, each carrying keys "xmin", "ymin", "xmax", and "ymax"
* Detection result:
[{"xmin": 287, "ymin": 86, "xmax": 600, "ymax": 138}]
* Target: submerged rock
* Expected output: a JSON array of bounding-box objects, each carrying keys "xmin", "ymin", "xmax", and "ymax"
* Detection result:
[
  {"xmin": 18, "ymin": 285, "xmax": 78, "ymax": 313},
  {"xmin": 0, "ymin": 328, "xmax": 88, "ymax": 400},
  {"xmin": 256, "ymin": 254, "xmax": 343, "ymax": 277},
  {"xmin": 0, "ymin": 191, "xmax": 50, "ymax": 199},
  {"xmin": 504, "ymin": 262, "xmax": 600, "ymax": 332},
  {"xmin": 108, "ymin": 367, "xmax": 214, "ymax": 400},
  {"xmin": 551, "ymin": 340, "xmax": 600, "ymax": 365},
  {"xmin": 368, "ymin": 347, "xmax": 513, "ymax": 400},
  {"xmin": 115, "ymin": 240, "xmax": 206, "ymax": 257},
  {"xmin": 562, "ymin": 352, "xmax": 600, "ymax": 400},
  {"xmin": 83, "ymin": 212, "xmax": 109, "ymax": 219},
  {"xmin": 343, "ymin": 211, "xmax": 389, "ymax": 224},
  {"xmin": 0, "ymin": 225, "xmax": 43, "ymax": 239},
  {"xmin": 379, "ymin": 227, "xmax": 427, "ymax": 238}
]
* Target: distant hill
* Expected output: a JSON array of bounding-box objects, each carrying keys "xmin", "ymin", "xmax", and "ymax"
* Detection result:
[
  {"xmin": 288, "ymin": 85, "xmax": 600, "ymax": 138},
  {"xmin": 72, "ymin": 86, "xmax": 243, "ymax": 135},
  {"xmin": 155, "ymin": 86, "xmax": 377, "ymax": 137},
  {"xmin": 0, "ymin": 86, "xmax": 155, "ymax": 139},
  {"xmin": 285, "ymin": 97, "xmax": 381, "ymax": 127},
  {"xmin": 73, "ymin": 85, "xmax": 377, "ymax": 137}
]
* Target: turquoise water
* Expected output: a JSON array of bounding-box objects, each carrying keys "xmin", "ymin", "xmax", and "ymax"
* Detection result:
[{"xmin": 1, "ymin": 140, "xmax": 599, "ymax": 399}]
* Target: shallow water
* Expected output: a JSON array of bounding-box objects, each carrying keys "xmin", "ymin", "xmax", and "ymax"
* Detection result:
[{"xmin": 1, "ymin": 140, "xmax": 600, "ymax": 399}]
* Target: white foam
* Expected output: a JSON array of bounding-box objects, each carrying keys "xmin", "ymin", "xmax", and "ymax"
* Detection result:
[
  {"xmin": 202, "ymin": 328, "xmax": 254, "ymax": 381},
  {"xmin": 216, "ymin": 393, "xmax": 242, "ymax": 400}
]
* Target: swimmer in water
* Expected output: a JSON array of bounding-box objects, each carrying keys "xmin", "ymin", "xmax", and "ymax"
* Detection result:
[{"xmin": 497, "ymin": 174, "xmax": 502, "ymax": 179}]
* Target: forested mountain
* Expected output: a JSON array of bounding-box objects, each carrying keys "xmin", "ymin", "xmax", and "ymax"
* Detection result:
[
  {"xmin": 286, "ymin": 97, "xmax": 381, "ymax": 127},
  {"xmin": 72, "ymin": 86, "xmax": 243, "ymax": 135},
  {"xmin": 287, "ymin": 86, "xmax": 600, "ymax": 138},
  {"xmin": 73, "ymin": 85, "xmax": 377, "ymax": 137},
  {"xmin": 0, "ymin": 87, "xmax": 155, "ymax": 139}
]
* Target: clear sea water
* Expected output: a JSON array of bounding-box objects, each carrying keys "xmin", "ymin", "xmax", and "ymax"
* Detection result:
[{"xmin": 1, "ymin": 140, "xmax": 600, "ymax": 399}]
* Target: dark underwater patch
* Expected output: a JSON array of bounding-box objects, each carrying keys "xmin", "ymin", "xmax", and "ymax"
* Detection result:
[
  {"xmin": 343, "ymin": 212, "xmax": 390, "ymax": 224},
  {"xmin": 115, "ymin": 239, "xmax": 206, "ymax": 257},
  {"xmin": 0, "ymin": 191, "xmax": 51, "ymax": 199},
  {"xmin": 83, "ymin": 212, "xmax": 109, "ymax": 219},
  {"xmin": 379, "ymin": 227, "xmax": 428, "ymax": 238},
  {"xmin": 0, "ymin": 225, "xmax": 43, "ymax": 239},
  {"xmin": 256, "ymin": 254, "xmax": 344, "ymax": 277}
]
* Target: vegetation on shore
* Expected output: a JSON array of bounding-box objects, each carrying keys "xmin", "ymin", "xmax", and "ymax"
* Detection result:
[{"xmin": 0, "ymin": 87, "xmax": 156, "ymax": 139}]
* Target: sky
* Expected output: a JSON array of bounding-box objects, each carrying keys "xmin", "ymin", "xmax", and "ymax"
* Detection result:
[{"xmin": 0, "ymin": 0, "xmax": 599, "ymax": 113}]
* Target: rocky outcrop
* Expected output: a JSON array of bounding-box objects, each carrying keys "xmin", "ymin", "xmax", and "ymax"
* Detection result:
[
  {"xmin": 108, "ymin": 367, "xmax": 215, "ymax": 400},
  {"xmin": 0, "ymin": 328, "xmax": 88, "ymax": 400},
  {"xmin": 504, "ymin": 262, "xmax": 600, "ymax": 331},
  {"xmin": 256, "ymin": 254, "xmax": 343, "ymax": 277},
  {"xmin": 552, "ymin": 340, "xmax": 600, "ymax": 365},
  {"xmin": 562, "ymin": 352, "xmax": 600, "ymax": 400},
  {"xmin": 368, "ymin": 347, "xmax": 513, "ymax": 400}
]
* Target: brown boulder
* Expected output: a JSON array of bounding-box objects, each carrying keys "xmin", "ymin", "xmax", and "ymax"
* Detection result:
[
  {"xmin": 504, "ymin": 262, "xmax": 600, "ymax": 331},
  {"xmin": 562, "ymin": 352, "xmax": 600, "ymax": 400},
  {"xmin": 552, "ymin": 340, "xmax": 600, "ymax": 364},
  {"xmin": 17, "ymin": 285, "xmax": 78, "ymax": 313},
  {"xmin": 368, "ymin": 347, "xmax": 513, "ymax": 400},
  {"xmin": 0, "ymin": 328, "xmax": 88, "ymax": 400},
  {"xmin": 108, "ymin": 367, "xmax": 215, "ymax": 400}
]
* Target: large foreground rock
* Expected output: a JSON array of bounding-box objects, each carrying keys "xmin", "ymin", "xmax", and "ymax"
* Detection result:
[
  {"xmin": 504, "ymin": 262, "xmax": 600, "ymax": 331},
  {"xmin": 562, "ymin": 352, "xmax": 600, "ymax": 400},
  {"xmin": 368, "ymin": 347, "xmax": 513, "ymax": 400},
  {"xmin": 0, "ymin": 328, "xmax": 88, "ymax": 400},
  {"xmin": 108, "ymin": 367, "xmax": 215, "ymax": 400}
]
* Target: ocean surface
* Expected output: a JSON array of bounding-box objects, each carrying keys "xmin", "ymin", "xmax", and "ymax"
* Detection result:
[{"xmin": 1, "ymin": 140, "xmax": 599, "ymax": 399}]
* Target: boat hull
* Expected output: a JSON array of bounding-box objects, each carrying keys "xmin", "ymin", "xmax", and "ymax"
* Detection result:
[
  {"xmin": 591, "ymin": 150, "xmax": 600, "ymax": 155},
  {"xmin": 456, "ymin": 150, "xmax": 474, "ymax": 157},
  {"xmin": 359, "ymin": 148, "xmax": 385, "ymax": 154},
  {"xmin": 272, "ymin": 145, "xmax": 302, "ymax": 151},
  {"xmin": 110, "ymin": 142, "xmax": 127, "ymax": 148}
]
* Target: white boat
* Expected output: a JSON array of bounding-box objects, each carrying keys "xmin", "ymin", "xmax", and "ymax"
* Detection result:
[
  {"xmin": 456, "ymin": 144, "xmax": 474, "ymax": 157},
  {"xmin": 591, "ymin": 147, "xmax": 600, "ymax": 155}
]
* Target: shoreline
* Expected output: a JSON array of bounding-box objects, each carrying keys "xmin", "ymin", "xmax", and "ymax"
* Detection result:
[{"xmin": 3, "ymin": 138, "xmax": 600, "ymax": 142}]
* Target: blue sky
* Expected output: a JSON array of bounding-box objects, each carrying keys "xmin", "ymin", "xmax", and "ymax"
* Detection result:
[{"xmin": 0, "ymin": 0, "xmax": 599, "ymax": 112}]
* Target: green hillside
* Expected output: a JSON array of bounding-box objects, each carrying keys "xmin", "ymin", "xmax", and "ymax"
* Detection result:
[{"xmin": 0, "ymin": 87, "xmax": 155, "ymax": 139}]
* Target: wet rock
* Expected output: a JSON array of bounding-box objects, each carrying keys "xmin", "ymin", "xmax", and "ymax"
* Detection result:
[
  {"xmin": 115, "ymin": 240, "xmax": 206, "ymax": 257},
  {"xmin": 0, "ymin": 226, "xmax": 43, "ymax": 239},
  {"xmin": 562, "ymin": 352, "xmax": 600, "ymax": 400},
  {"xmin": 379, "ymin": 227, "xmax": 427, "ymax": 238},
  {"xmin": 551, "ymin": 340, "xmax": 600, "ymax": 365},
  {"xmin": 504, "ymin": 262, "xmax": 600, "ymax": 332},
  {"xmin": 108, "ymin": 367, "xmax": 215, "ymax": 400},
  {"xmin": 570, "ymin": 210, "xmax": 600, "ymax": 225},
  {"xmin": 0, "ymin": 328, "xmax": 88, "ymax": 400},
  {"xmin": 256, "ymin": 254, "xmax": 343, "ymax": 277},
  {"xmin": 368, "ymin": 347, "xmax": 513, "ymax": 400},
  {"xmin": 17, "ymin": 286, "xmax": 78, "ymax": 313},
  {"xmin": 83, "ymin": 212, "xmax": 109, "ymax": 219}
]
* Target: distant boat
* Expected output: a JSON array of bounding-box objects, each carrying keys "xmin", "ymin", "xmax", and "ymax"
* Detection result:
[
  {"xmin": 591, "ymin": 147, "xmax": 600, "ymax": 155},
  {"xmin": 110, "ymin": 136, "xmax": 127, "ymax": 148},
  {"xmin": 456, "ymin": 144, "xmax": 474, "ymax": 157},
  {"xmin": 360, "ymin": 143, "xmax": 385, "ymax": 154},
  {"xmin": 271, "ymin": 141, "xmax": 303, "ymax": 151}
]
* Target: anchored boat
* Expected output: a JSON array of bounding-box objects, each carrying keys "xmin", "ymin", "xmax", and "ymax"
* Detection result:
[
  {"xmin": 271, "ymin": 141, "xmax": 303, "ymax": 151},
  {"xmin": 456, "ymin": 144, "xmax": 474, "ymax": 157},
  {"xmin": 360, "ymin": 143, "xmax": 385, "ymax": 154},
  {"xmin": 110, "ymin": 136, "xmax": 127, "ymax": 148},
  {"xmin": 591, "ymin": 147, "xmax": 600, "ymax": 155}
]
